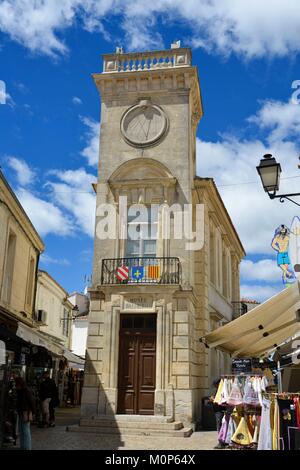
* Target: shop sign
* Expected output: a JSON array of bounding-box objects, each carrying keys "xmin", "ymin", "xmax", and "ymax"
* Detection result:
[{"xmin": 232, "ymin": 358, "xmax": 252, "ymax": 373}]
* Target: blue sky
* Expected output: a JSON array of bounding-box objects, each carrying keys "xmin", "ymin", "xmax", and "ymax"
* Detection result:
[{"xmin": 1, "ymin": 1, "xmax": 300, "ymax": 300}]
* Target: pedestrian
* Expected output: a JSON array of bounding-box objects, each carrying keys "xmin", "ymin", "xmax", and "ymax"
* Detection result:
[
  {"xmin": 15, "ymin": 377, "xmax": 35, "ymax": 450},
  {"xmin": 49, "ymin": 381, "xmax": 60, "ymax": 427},
  {"xmin": 210, "ymin": 378, "xmax": 227, "ymax": 449},
  {"xmin": 38, "ymin": 371, "xmax": 57, "ymax": 427}
]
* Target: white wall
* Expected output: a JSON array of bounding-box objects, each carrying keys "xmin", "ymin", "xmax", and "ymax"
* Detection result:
[
  {"xmin": 36, "ymin": 272, "xmax": 73, "ymax": 348},
  {"xmin": 71, "ymin": 320, "xmax": 88, "ymax": 357}
]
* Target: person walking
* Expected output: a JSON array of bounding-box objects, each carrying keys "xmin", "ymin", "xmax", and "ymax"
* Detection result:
[
  {"xmin": 39, "ymin": 371, "xmax": 57, "ymax": 427},
  {"xmin": 49, "ymin": 380, "xmax": 59, "ymax": 427},
  {"xmin": 15, "ymin": 377, "xmax": 35, "ymax": 450}
]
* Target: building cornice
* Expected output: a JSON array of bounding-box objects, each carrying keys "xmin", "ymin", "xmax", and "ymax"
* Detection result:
[
  {"xmin": 38, "ymin": 271, "xmax": 74, "ymax": 308},
  {"xmin": 0, "ymin": 171, "xmax": 44, "ymax": 252},
  {"xmin": 194, "ymin": 177, "xmax": 245, "ymax": 259},
  {"xmin": 93, "ymin": 65, "xmax": 203, "ymax": 125}
]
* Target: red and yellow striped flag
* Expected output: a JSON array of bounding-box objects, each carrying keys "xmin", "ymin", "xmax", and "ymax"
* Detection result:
[{"xmin": 147, "ymin": 265, "xmax": 160, "ymax": 279}]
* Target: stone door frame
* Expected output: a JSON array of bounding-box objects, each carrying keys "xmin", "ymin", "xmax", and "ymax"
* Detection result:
[{"xmin": 102, "ymin": 301, "xmax": 174, "ymax": 417}]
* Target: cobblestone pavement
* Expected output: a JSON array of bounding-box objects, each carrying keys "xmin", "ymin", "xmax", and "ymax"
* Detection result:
[{"xmin": 6, "ymin": 407, "xmax": 217, "ymax": 450}]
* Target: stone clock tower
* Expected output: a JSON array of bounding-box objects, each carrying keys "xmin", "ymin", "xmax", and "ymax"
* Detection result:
[{"xmin": 79, "ymin": 45, "xmax": 244, "ymax": 435}]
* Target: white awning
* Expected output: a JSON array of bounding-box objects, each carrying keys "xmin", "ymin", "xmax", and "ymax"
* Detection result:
[
  {"xmin": 16, "ymin": 323, "xmax": 63, "ymax": 356},
  {"xmin": 201, "ymin": 281, "xmax": 300, "ymax": 358},
  {"xmin": 63, "ymin": 349, "xmax": 85, "ymax": 368}
]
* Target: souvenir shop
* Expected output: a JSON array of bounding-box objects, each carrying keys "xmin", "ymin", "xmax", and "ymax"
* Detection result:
[
  {"xmin": 200, "ymin": 281, "xmax": 300, "ymax": 450},
  {"xmin": 0, "ymin": 322, "xmax": 84, "ymax": 448},
  {"xmin": 0, "ymin": 339, "xmax": 56, "ymax": 448},
  {"xmin": 212, "ymin": 373, "xmax": 300, "ymax": 450},
  {"xmin": 56, "ymin": 355, "xmax": 84, "ymax": 407}
]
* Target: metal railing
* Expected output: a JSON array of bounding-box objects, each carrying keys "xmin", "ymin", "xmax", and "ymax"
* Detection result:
[{"xmin": 101, "ymin": 257, "xmax": 181, "ymax": 285}]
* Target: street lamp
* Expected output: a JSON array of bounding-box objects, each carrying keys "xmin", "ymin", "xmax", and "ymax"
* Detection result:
[{"xmin": 256, "ymin": 154, "xmax": 300, "ymax": 207}]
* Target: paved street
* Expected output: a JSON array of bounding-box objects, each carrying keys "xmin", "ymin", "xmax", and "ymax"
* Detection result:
[{"xmin": 6, "ymin": 408, "xmax": 217, "ymax": 450}]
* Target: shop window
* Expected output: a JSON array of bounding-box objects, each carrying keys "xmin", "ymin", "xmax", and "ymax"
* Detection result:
[{"xmin": 2, "ymin": 231, "xmax": 16, "ymax": 303}]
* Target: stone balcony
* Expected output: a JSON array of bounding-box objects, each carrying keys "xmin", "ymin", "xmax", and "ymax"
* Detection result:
[{"xmin": 102, "ymin": 47, "xmax": 192, "ymax": 73}]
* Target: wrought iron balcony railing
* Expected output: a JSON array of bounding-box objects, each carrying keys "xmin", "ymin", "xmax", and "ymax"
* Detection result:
[{"xmin": 101, "ymin": 257, "xmax": 181, "ymax": 285}]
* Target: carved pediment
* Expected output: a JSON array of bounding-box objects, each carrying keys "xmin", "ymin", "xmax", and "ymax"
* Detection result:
[{"xmin": 108, "ymin": 158, "xmax": 177, "ymax": 204}]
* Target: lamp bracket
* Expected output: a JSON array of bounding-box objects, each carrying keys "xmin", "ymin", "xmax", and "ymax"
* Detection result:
[{"xmin": 269, "ymin": 193, "xmax": 300, "ymax": 208}]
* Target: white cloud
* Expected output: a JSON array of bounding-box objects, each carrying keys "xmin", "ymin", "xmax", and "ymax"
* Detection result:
[
  {"xmin": 17, "ymin": 189, "xmax": 75, "ymax": 237},
  {"xmin": 197, "ymin": 96, "xmax": 300, "ymax": 255},
  {"xmin": 121, "ymin": 16, "xmax": 164, "ymax": 52},
  {"xmin": 80, "ymin": 116, "xmax": 100, "ymax": 167},
  {"xmin": 240, "ymin": 259, "xmax": 278, "ymax": 283},
  {"xmin": 240, "ymin": 284, "xmax": 282, "ymax": 302},
  {"xmin": 248, "ymin": 99, "xmax": 300, "ymax": 144},
  {"xmin": 0, "ymin": 81, "xmax": 14, "ymax": 107},
  {"xmin": 40, "ymin": 253, "xmax": 71, "ymax": 266},
  {"xmin": 7, "ymin": 156, "xmax": 36, "ymax": 186},
  {"xmin": 48, "ymin": 167, "xmax": 96, "ymax": 188},
  {"xmin": 0, "ymin": 0, "xmax": 77, "ymax": 57},
  {"xmin": 45, "ymin": 168, "xmax": 96, "ymax": 237},
  {"xmin": 2, "ymin": 1, "xmax": 300, "ymax": 58},
  {"xmin": 72, "ymin": 96, "xmax": 82, "ymax": 105}
]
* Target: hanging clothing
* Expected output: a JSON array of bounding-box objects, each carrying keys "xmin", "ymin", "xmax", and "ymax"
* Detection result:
[
  {"xmin": 231, "ymin": 416, "xmax": 253, "ymax": 446},
  {"xmin": 220, "ymin": 378, "xmax": 230, "ymax": 405},
  {"xmin": 272, "ymin": 399, "xmax": 279, "ymax": 451},
  {"xmin": 252, "ymin": 422, "xmax": 259, "ymax": 445},
  {"xmin": 243, "ymin": 377, "xmax": 260, "ymax": 406},
  {"xmin": 294, "ymin": 397, "xmax": 300, "ymax": 430},
  {"xmin": 225, "ymin": 416, "xmax": 236, "ymax": 445},
  {"xmin": 213, "ymin": 379, "xmax": 224, "ymax": 404},
  {"xmin": 258, "ymin": 398, "xmax": 272, "ymax": 450},
  {"xmin": 218, "ymin": 413, "xmax": 230, "ymax": 444},
  {"xmin": 252, "ymin": 377, "xmax": 263, "ymax": 406},
  {"xmin": 227, "ymin": 378, "xmax": 243, "ymax": 406}
]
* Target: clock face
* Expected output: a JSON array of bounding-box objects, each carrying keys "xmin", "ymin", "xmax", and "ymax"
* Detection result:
[{"xmin": 121, "ymin": 102, "xmax": 168, "ymax": 148}]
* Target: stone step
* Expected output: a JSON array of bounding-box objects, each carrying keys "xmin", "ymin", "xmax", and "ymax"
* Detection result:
[
  {"xmin": 80, "ymin": 418, "xmax": 184, "ymax": 430},
  {"xmin": 81, "ymin": 414, "xmax": 174, "ymax": 423},
  {"xmin": 67, "ymin": 424, "xmax": 193, "ymax": 438}
]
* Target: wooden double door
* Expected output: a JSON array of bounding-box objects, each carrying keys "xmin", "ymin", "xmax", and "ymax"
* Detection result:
[{"xmin": 117, "ymin": 314, "xmax": 156, "ymax": 415}]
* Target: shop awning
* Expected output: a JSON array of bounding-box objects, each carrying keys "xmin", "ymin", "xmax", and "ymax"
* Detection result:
[
  {"xmin": 63, "ymin": 349, "xmax": 85, "ymax": 368},
  {"xmin": 200, "ymin": 281, "xmax": 300, "ymax": 358},
  {"xmin": 16, "ymin": 323, "xmax": 63, "ymax": 356}
]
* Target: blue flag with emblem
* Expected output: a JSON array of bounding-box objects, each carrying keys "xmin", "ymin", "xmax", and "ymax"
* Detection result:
[{"xmin": 131, "ymin": 266, "xmax": 144, "ymax": 281}]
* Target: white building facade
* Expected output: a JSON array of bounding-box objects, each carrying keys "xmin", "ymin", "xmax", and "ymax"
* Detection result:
[{"xmin": 35, "ymin": 270, "xmax": 74, "ymax": 351}]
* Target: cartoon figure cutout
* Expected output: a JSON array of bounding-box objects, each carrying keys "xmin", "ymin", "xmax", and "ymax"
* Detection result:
[
  {"xmin": 271, "ymin": 224, "xmax": 296, "ymax": 286},
  {"xmin": 289, "ymin": 216, "xmax": 300, "ymax": 279}
]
